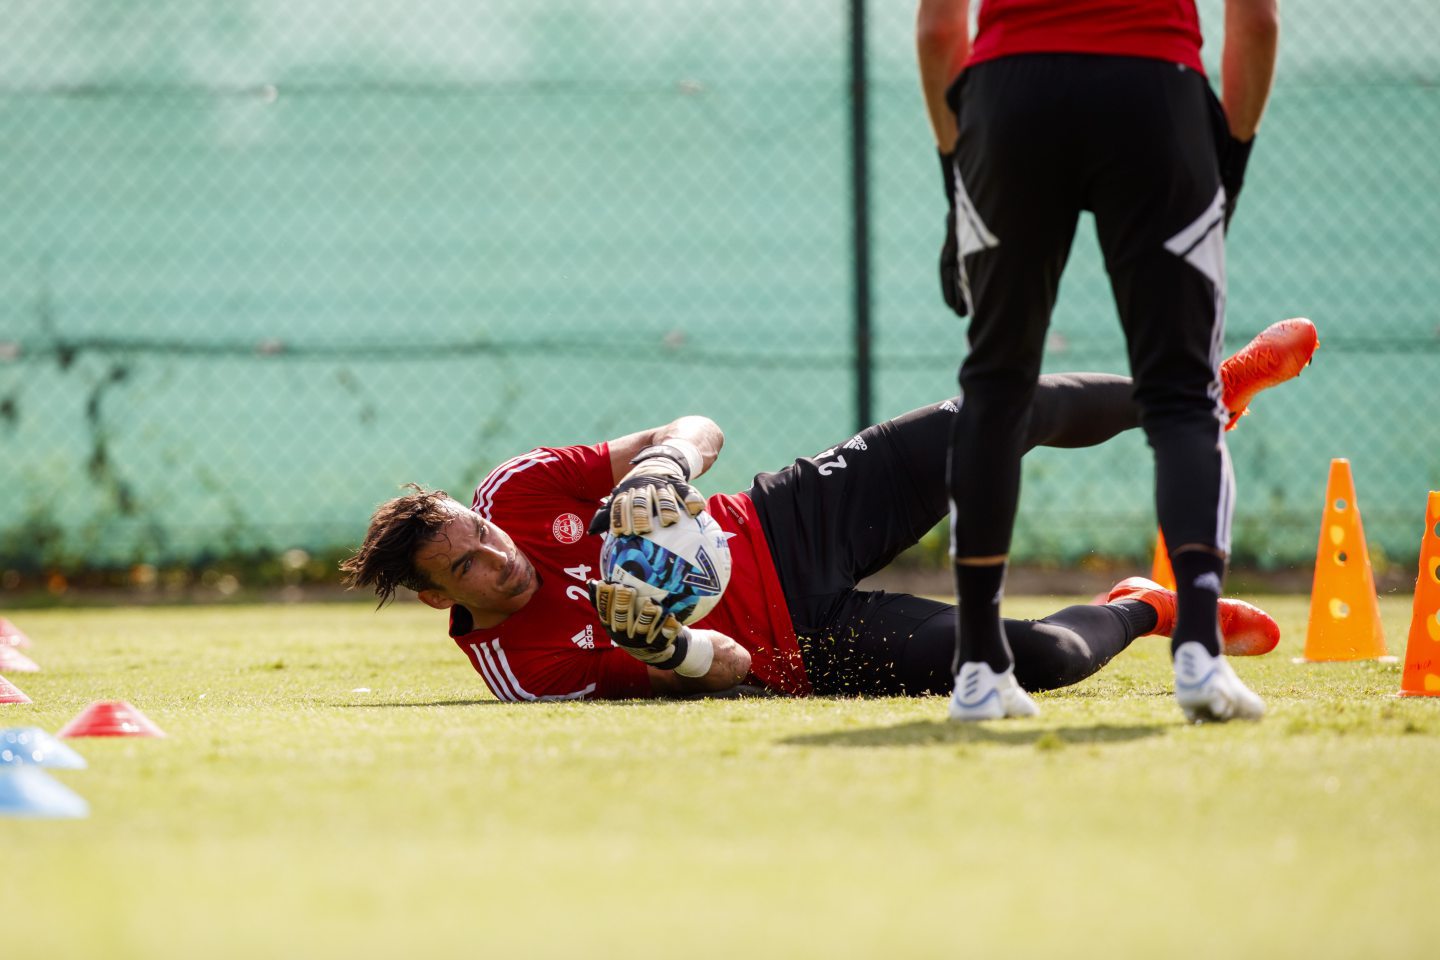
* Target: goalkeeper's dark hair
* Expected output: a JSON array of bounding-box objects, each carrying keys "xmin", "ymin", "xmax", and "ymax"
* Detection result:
[{"xmin": 340, "ymin": 483, "xmax": 457, "ymax": 606}]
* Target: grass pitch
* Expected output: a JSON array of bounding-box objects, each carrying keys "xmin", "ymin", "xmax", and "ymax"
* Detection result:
[{"xmin": 4, "ymin": 595, "xmax": 1438, "ymax": 959}]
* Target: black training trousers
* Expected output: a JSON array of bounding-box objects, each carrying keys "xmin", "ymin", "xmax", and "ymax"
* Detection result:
[
  {"xmin": 748, "ymin": 375, "xmax": 1144, "ymax": 696},
  {"xmin": 946, "ymin": 54, "xmax": 1235, "ymax": 566}
]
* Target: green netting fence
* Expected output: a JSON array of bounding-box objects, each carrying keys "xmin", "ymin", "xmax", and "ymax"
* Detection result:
[{"xmin": 2, "ymin": 0, "xmax": 1437, "ymax": 588}]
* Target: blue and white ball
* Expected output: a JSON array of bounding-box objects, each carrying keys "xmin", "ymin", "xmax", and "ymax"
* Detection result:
[{"xmin": 599, "ymin": 510, "xmax": 732, "ymax": 625}]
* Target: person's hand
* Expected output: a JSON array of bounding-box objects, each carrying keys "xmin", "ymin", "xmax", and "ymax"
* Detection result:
[
  {"xmin": 587, "ymin": 580, "xmax": 717, "ymax": 677},
  {"xmin": 937, "ymin": 148, "xmax": 968, "ymax": 317},
  {"xmin": 589, "ymin": 580, "xmax": 681, "ymax": 657},
  {"xmin": 587, "ymin": 446, "xmax": 705, "ymax": 536},
  {"xmin": 1220, "ymin": 133, "xmax": 1255, "ymax": 231}
]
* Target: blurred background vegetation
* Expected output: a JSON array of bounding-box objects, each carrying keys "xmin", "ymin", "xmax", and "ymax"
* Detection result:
[{"xmin": 2, "ymin": 1, "xmax": 1436, "ymax": 598}]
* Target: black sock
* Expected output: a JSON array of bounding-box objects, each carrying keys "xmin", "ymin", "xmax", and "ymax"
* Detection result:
[
  {"xmin": 952, "ymin": 561, "xmax": 1013, "ymax": 673},
  {"xmin": 1110, "ymin": 599, "xmax": 1160, "ymax": 638},
  {"xmin": 1170, "ymin": 550, "xmax": 1225, "ymax": 656}
]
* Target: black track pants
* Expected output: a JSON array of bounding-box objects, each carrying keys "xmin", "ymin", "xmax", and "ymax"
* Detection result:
[
  {"xmin": 750, "ymin": 374, "xmax": 1143, "ymax": 695},
  {"xmin": 945, "ymin": 54, "xmax": 1235, "ymax": 564}
]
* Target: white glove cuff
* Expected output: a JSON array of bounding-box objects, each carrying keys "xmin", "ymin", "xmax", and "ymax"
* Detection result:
[
  {"xmin": 673, "ymin": 629, "xmax": 716, "ymax": 678},
  {"xmin": 660, "ymin": 438, "xmax": 703, "ymax": 481}
]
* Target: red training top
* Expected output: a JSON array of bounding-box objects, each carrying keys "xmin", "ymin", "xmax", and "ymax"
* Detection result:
[
  {"xmin": 967, "ymin": 0, "xmax": 1204, "ymax": 73},
  {"xmin": 448, "ymin": 443, "xmax": 810, "ymax": 701}
]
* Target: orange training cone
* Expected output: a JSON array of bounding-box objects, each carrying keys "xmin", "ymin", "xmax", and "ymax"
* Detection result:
[
  {"xmin": 1304, "ymin": 459, "xmax": 1387, "ymax": 661},
  {"xmin": 1150, "ymin": 529, "xmax": 1177, "ymax": 591},
  {"xmin": 0, "ymin": 675, "xmax": 32, "ymax": 704},
  {"xmin": 58, "ymin": 700, "xmax": 166, "ymax": 738},
  {"xmin": 1400, "ymin": 491, "xmax": 1440, "ymax": 696}
]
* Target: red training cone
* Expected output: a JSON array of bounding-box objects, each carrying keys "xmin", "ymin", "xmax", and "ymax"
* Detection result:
[
  {"xmin": 58, "ymin": 700, "xmax": 166, "ymax": 738},
  {"xmin": 0, "ymin": 675, "xmax": 32, "ymax": 704},
  {"xmin": 0, "ymin": 619, "xmax": 32, "ymax": 648},
  {"xmin": 0, "ymin": 645, "xmax": 40, "ymax": 673}
]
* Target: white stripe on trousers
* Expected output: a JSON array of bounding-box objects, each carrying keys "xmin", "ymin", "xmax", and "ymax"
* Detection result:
[{"xmin": 1164, "ymin": 185, "xmax": 1233, "ymax": 553}]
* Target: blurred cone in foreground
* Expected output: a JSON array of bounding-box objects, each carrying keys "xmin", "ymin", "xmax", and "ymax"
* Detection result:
[
  {"xmin": 0, "ymin": 766, "xmax": 89, "ymax": 818},
  {"xmin": 0, "ymin": 645, "xmax": 40, "ymax": 673},
  {"xmin": 58, "ymin": 700, "xmax": 166, "ymax": 738},
  {"xmin": 1304, "ymin": 459, "xmax": 1387, "ymax": 661},
  {"xmin": 1150, "ymin": 529, "xmax": 1177, "ymax": 591},
  {"xmin": 0, "ymin": 619, "xmax": 31, "ymax": 648},
  {"xmin": 1400, "ymin": 491, "xmax": 1440, "ymax": 697},
  {"xmin": 0, "ymin": 676, "xmax": 31, "ymax": 705},
  {"xmin": 0, "ymin": 727, "xmax": 87, "ymax": 769}
]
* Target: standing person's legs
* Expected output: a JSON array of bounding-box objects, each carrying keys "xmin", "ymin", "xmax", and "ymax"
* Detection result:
[
  {"xmin": 947, "ymin": 55, "xmax": 1084, "ymax": 714},
  {"xmin": 1087, "ymin": 59, "xmax": 1262, "ymax": 721},
  {"xmin": 1089, "ymin": 61, "xmax": 1229, "ymax": 654}
]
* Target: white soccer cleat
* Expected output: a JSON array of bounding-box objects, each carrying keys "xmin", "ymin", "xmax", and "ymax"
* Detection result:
[
  {"xmin": 948, "ymin": 661, "xmax": 1041, "ymax": 721},
  {"xmin": 1173, "ymin": 641, "xmax": 1266, "ymax": 723}
]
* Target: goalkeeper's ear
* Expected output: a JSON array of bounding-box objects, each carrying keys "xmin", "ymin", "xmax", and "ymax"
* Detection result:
[{"xmin": 417, "ymin": 589, "xmax": 456, "ymax": 611}]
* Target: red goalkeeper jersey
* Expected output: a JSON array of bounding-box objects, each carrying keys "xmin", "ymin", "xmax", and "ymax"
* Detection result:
[
  {"xmin": 447, "ymin": 443, "xmax": 810, "ymax": 701},
  {"xmin": 968, "ymin": 0, "xmax": 1204, "ymax": 73}
]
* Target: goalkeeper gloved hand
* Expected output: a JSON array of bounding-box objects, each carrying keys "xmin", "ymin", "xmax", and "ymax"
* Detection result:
[
  {"xmin": 937, "ymin": 148, "xmax": 967, "ymax": 317},
  {"xmin": 587, "ymin": 442, "xmax": 705, "ymax": 537},
  {"xmin": 587, "ymin": 580, "xmax": 716, "ymax": 677},
  {"xmin": 1220, "ymin": 132, "xmax": 1255, "ymax": 232}
]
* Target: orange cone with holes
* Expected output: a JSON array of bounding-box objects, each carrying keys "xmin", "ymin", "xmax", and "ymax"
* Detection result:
[
  {"xmin": 1303, "ymin": 459, "xmax": 1386, "ymax": 661},
  {"xmin": 1150, "ymin": 529, "xmax": 1177, "ymax": 590},
  {"xmin": 1400, "ymin": 491, "xmax": 1440, "ymax": 696}
]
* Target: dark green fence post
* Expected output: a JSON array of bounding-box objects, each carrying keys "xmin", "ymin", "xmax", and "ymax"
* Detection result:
[{"xmin": 849, "ymin": 0, "xmax": 873, "ymax": 433}]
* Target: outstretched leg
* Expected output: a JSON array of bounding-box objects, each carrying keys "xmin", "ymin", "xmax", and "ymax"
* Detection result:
[
  {"xmin": 796, "ymin": 584, "xmax": 1279, "ymax": 698},
  {"xmin": 797, "ymin": 590, "xmax": 1154, "ymax": 697},
  {"xmin": 751, "ymin": 372, "xmax": 1142, "ymax": 635}
]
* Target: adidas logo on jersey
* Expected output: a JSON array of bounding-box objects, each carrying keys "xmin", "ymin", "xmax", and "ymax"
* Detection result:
[
  {"xmin": 571, "ymin": 625, "xmax": 595, "ymax": 650},
  {"xmin": 843, "ymin": 435, "xmax": 868, "ymax": 452},
  {"xmin": 940, "ymin": 399, "xmax": 959, "ymax": 413}
]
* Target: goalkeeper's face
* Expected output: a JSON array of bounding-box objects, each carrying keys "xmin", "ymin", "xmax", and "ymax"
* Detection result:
[{"xmin": 412, "ymin": 503, "xmax": 539, "ymax": 620}]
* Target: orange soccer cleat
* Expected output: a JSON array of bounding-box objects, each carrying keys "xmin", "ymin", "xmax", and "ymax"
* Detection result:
[
  {"xmin": 1106, "ymin": 576, "xmax": 1281, "ymax": 657},
  {"xmin": 1220, "ymin": 317, "xmax": 1318, "ymax": 430}
]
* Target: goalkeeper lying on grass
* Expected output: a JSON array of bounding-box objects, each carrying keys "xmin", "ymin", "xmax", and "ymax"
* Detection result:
[{"xmin": 341, "ymin": 319, "xmax": 1315, "ymax": 703}]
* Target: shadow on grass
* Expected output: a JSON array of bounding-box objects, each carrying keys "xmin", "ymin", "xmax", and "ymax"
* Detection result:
[
  {"xmin": 779, "ymin": 719, "xmax": 1167, "ymax": 749},
  {"xmin": 335, "ymin": 699, "xmax": 504, "ymax": 708},
  {"xmin": 334, "ymin": 685, "xmax": 780, "ymax": 709}
]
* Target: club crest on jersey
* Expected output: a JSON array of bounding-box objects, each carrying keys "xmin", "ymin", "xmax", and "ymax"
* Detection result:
[{"xmin": 552, "ymin": 513, "xmax": 586, "ymax": 544}]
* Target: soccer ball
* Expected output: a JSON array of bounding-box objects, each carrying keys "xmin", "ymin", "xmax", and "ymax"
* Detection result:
[{"xmin": 599, "ymin": 510, "xmax": 732, "ymax": 625}]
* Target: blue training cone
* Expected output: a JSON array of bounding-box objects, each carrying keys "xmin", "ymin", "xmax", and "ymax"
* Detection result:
[
  {"xmin": 0, "ymin": 766, "xmax": 90, "ymax": 818},
  {"xmin": 1, "ymin": 727, "xmax": 88, "ymax": 769}
]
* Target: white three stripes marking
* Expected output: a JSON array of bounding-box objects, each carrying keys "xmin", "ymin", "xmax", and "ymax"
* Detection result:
[
  {"xmin": 471, "ymin": 450, "xmax": 560, "ymax": 519},
  {"xmin": 469, "ymin": 640, "xmax": 595, "ymax": 703}
]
